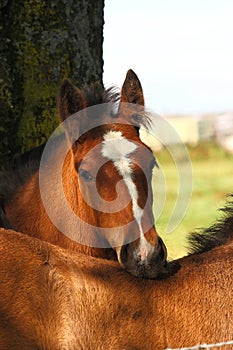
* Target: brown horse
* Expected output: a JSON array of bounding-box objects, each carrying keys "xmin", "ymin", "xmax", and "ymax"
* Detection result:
[
  {"xmin": 0, "ymin": 70, "xmax": 170, "ymax": 279},
  {"xmin": 0, "ymin": 197, "xmax": 233, "ymax": 349}
]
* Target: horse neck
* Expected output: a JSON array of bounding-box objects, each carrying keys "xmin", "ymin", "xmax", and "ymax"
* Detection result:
[{"xmin": 4, "ymin": 171, "xmax": 55, "ymax": 240}]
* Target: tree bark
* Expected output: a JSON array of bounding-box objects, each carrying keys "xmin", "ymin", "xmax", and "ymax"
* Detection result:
[{"xmin": 0, "ymin": 0, "xmax": 104, "ymax": 166}]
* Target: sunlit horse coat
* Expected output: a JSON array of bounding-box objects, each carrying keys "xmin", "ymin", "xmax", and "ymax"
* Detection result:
[{"xmin": 0, "ymin": 197, "xmax": 233, "ymax": 349}]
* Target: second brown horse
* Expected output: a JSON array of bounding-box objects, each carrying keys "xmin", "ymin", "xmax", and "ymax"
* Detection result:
[{"xmin": 1, "ymin": 195, "xmax": 233, "ymax": 349}]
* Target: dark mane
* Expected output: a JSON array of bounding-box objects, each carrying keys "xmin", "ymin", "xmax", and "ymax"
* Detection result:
[
  {"xmin": 81, "ymin": 83, "xmax": 152, "ymax": 131},
  {"xmin": 0, "ymin": 143, "xmax": 46, "ymax": 204},
  {"xmin": 187, "ymin": 195, "xmax": 233, "ymax": 254},
  {"xmin": 82, "ymin": 82, "xmax": 120, "ymax": 106}
]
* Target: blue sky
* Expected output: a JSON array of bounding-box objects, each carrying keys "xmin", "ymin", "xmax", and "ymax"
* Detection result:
[{"xmin": 103, "ymin": 0, "xmax": 233, "ymax": 114}]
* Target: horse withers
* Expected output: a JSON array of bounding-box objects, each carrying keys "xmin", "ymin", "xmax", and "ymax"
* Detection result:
[{"xmin": 0, "ymin": 70, "xmax": 170, "ymax": 279}]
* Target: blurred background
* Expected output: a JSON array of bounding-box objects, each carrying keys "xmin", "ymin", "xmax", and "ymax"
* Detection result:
[
  {"xmin": 104, "ymin": 0, "xmax": 233, "ymax": 115},
  {"xmin": 104, "ymin": 0, "xmax": 233, "ymax": 258},
  {"xmin": 1, "ymin": 0, "xmax": 232, "ymax": 258}
]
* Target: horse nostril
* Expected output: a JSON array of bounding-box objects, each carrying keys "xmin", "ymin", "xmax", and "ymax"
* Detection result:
[
  {"xmin": 119, "ymin": 243, "xmax": 141, "ymax": 266},
  {"xmin": 119, "ymin": 244, "xmax": 129, "ymax": 265},
  {"xmin": 158, "ymin": 237, "xmax": 167, "ymax": 262}
]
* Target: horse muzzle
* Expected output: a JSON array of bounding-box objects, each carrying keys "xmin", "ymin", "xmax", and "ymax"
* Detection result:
[{"xmin": 116, "ymin": 235, "xmax": 169, "ymax": 279}]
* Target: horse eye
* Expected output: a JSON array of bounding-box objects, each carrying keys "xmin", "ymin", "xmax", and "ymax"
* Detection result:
[{"xmin": 79, "ymin": 169, "xmax": 94, "ymax": 182}]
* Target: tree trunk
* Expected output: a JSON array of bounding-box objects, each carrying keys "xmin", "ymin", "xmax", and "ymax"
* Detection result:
[{"xmin": 0, "ymin": 0, "xmax": 104, "ymax": 166}]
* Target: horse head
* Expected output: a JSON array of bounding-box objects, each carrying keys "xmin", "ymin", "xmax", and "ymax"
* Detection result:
[{"xmin": 55, "ymin": 70, "xmax": 168, "ymax": 278}]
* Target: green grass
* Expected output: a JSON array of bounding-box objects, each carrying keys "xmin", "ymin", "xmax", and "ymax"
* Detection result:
[{"xmin": 152, "ymin": 143, "xmax": 233, "ymax": 259}]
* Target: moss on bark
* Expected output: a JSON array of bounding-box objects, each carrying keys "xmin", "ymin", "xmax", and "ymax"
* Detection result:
[{"xmin": 0, "ymin": 0, "xmax": 104, "ymax": 165}]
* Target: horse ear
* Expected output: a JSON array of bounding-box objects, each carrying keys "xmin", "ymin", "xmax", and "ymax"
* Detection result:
[
  {"xmin": 57, "ymin": 79, "xmax": 86, "ymax": 122},
  {"xmin": 57, "ymin": 79, "xmax": 86, "ymax": 150},
  {"xmin": 120, "ymin": 69, "xmax": 144, "ymax": 106}
]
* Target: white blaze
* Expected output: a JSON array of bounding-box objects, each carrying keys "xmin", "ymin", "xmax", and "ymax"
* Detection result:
[{"xmin": 101, "ymin": 131, "xmax": 153, "ymax": 261}]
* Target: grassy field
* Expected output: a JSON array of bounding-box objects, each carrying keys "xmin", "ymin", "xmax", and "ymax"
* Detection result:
[{"xmin": 152, "ymin": 143, "xmax": 233, "ymax": 259}]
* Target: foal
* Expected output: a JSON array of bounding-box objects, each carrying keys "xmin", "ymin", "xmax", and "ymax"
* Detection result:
[{"xmin": 0, "ymin": 70, "xmax": 169, "ymax": 278}]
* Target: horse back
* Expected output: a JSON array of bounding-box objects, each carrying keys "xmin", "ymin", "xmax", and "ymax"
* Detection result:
[{"xmin": 0, "ymin": 229, "xmax": 83, "ymax": 349}]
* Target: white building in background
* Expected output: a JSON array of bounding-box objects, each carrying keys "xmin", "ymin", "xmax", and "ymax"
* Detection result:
[
  {"xmin": 164, "ymin": 116, "xmax": 199, "ymax": 146},
  {"xmin": 140, "ymin": 115, "xmax": 200, "ymax": 152},
  {"xmin": 197, "ymin": 116, "xmax": 215, "ymax": 141},
  {"xmin": 215, "ymin": 113, "xmax": 233, "ymax": 153},
  {"xmin": 143, "ymin": 114, "xmax": 233, "ymax": 153}
]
